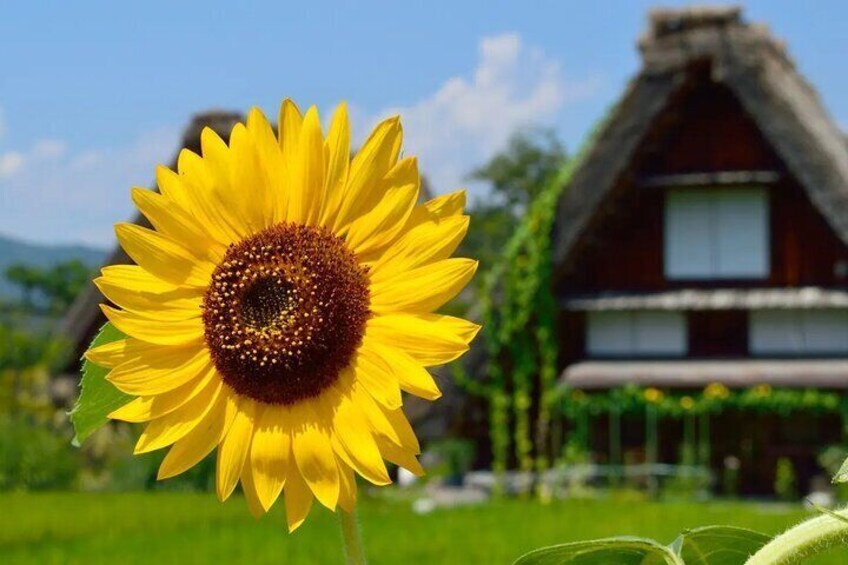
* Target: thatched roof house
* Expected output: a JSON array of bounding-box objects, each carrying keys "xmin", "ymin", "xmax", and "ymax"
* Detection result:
[{"xmin": 551, "ymin": 5, "xmax": 848, "ymax": 494}]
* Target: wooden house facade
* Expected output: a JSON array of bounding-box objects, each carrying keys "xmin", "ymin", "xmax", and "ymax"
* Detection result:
[{"xmin": 552, "ymin": 7, "xmax": 848, "ymax": 494}]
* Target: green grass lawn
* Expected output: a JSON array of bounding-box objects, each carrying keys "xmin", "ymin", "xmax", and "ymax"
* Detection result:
[{"xmin": 1, "ymin": 492, "xmax": 846, "ymax": 564}]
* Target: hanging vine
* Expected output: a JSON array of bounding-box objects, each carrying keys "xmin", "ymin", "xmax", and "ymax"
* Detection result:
[{"xmin": 452, "ymin": 113, "xmax": 610, "ymax": 488}]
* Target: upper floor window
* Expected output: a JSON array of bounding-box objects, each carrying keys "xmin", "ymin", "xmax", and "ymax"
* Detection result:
[{"xmin": 664, "ymin": 187, "xmax": 769, "ymax": 280}]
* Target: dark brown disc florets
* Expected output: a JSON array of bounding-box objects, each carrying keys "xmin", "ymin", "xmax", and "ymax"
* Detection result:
[{"xmin": 202, "ymin": 223, "xmax": 370, "ymax": 405}]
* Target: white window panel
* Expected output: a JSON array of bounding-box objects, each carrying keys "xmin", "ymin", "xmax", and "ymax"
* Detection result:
[
  {"xmin": 665, "ymin": 190, "xmax": 713, "ymax": 279},
  {"xmin": 716, "ymin": 189, "xmax": 769, "ymax": 277},
  {"xmin": 750, "ymin": 309, "xmax": 848, "ymax": 355},
  {"xmin": 750, "ymin": 310, "xmax": 804, "ymax": 354},
  {"xmin": 802, "ymin": 310, "xmax": 848, "ymax": 354},
  {"xmin": 665, "ymin": 187, "xmax": 769, "ymax": 280},
  {"xmin": 634, "ymin": 311, "xmax": 687, "ymax": 355},
  {"xmin": 587, "ymin": 311, "xmax": 687, "ymax": 357},
  {"xmin": 587, "ymin": 311, "xmax": 633, "ymax": 356}
]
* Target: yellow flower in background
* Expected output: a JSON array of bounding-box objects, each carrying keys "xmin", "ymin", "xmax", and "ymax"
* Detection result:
[
  {"xmin": 753, "ymin": 384, "xmax": 772, "ymax": 398},
  {"xmin": 85, "ymin": 99, "xmax": 479, "ymax": 531},
  {"xmin": 704, "ymin": 382, "xmax": 730, "ymax": 400},
  {"xmin": 680, "ymin": 396, "xmax": 695, "ymax": 411},
  {"xmin": 644, "ymin": 387, "xmax": 664, "ymax": 404}
]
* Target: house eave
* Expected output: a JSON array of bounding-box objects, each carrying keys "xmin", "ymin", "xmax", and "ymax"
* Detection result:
[
  {"xmin": 562, "ymin": 359, "xmax": 848, "ymax": 389},
  {"xmin": 561, "ymin": 287, "xmax": 848, "ymax": 312}
]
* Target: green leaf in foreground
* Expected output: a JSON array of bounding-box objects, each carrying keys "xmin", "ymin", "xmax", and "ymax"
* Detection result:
[
  {"xmin": 69, "ymin": 323, "xmax": 132, "ymax": 446},
  {"xmin": 512, "ymin": 536, "xmax": 683, "ymax": 565},
  {"xmin": 834, "ymin": 456, "xmax": 848, "ymax": 483},
  {"xmin": 670, "ymin": 526, "xmax": 770, "ymax": 564}
]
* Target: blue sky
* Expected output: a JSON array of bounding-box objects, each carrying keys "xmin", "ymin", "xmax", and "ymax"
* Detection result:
[{"xmin": 1, "ymin": 0, "xmax": 846, "ymax": 246}]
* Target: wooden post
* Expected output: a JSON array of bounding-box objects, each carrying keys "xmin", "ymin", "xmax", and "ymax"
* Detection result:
[
  {"xmin": 646, "ymin": 405, "xmax": 659, "ymax": 497},
  {"xmin": 699, "ymin": 412, "xmax": 711, "ymax": 467},
  {"xmin": 610, "ymin": 406, "xmax": 622, "ymax": 485}
]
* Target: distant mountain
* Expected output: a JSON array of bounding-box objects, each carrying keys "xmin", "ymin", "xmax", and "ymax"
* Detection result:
[{"xmin": 0, "ymin": 233, "xmax": 107, "ymax": 298}]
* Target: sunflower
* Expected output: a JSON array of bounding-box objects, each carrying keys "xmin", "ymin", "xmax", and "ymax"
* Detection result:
[{"xmin": 85, "ymin": 100, "xmax": 479, "ymax": 531}]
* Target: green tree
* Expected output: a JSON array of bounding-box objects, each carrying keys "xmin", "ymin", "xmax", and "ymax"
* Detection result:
[
  {"xmin": 5, "ymin": 259, "xmax": 92, "ymax": 315},
  {"xmin": 5, "ymin": 264, "xmax": 41, "ymax": 310},
  {"xmin": 462, "ymin": 128, "xmax": 567, "ymax": 269},
  {"xmin": 470, "ymin": 128, "xmax": 567, "ymax": 212}
]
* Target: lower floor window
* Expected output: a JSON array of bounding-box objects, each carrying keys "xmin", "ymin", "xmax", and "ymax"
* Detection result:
[{"xmin": 586, "ymin": 311, "xmax": 687, "ymax": 357}]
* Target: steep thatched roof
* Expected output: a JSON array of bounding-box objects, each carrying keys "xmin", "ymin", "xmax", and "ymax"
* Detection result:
[
  {"xmin": 552, "ymin": 5, "xmax": 848, "ymax": 275},
  {"xmin": 56, "ymin": 111, "xmax": 243, "ymax": 370}
]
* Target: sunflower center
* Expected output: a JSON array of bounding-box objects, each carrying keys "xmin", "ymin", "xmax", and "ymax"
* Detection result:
[
  {"xmin": 202, "ymin": 223, "xmax": 370, "ymax": 405},
  {"xmin": 240, "ymin": 277, "xmax": 298, "ymax": 330}
]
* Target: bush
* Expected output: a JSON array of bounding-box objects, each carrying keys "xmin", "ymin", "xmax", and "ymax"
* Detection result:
[
  {"xmin": 428, "ymin": 438, "xmax": 476, "ymax": 485},
  {"xmin": 0, "ymin": 416, "xmax": 79, "ymax": 490},
  {"xmin": 774, "ymin": 457, "xmax": 797, "ymax": 501}
]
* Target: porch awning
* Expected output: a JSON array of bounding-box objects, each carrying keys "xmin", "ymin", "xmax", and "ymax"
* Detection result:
[
  {"xmin": 561, "ymin": 287, "xmax": 848, "ymax": 312},
  {"xmin": 561, "ymin": 359, "xmax": 848, "ymax": 389}
]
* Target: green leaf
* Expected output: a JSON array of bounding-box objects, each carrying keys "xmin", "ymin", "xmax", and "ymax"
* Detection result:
[
  {"xmin": 513, "ymin": 536, "xmax": 683, "ymax": 565},
  {"xmin": 670, "ymin": 526, "xmax": 771, "ymax": 565},
  {"xmin": 834, "ymin": 456, "xmax": 848, "ymax": 483},
  {"xmin": 69, "ymin": 323, "xmax": 133, "ymax": 446}
]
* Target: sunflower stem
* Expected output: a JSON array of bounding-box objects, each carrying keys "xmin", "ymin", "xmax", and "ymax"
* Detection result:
[
  {"xmin": 745, "ymin": 504, "xmax": 848, "ymax": 564},
  {"xmin": 338, "ymin": 508, "xmax": 367, "ymax": 565}
]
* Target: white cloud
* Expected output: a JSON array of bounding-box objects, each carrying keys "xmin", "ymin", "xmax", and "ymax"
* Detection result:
[
  {"xmin": 32, "ymin": 139, "xmax": 67, "ymax": 160},
  {"xmin": 368, "ymin": 33, "xmax": 602, "ymax": 198},
  {"xmin": 0, "ymin": 127, "xmax": 180, "ymax": 246},
  {"xmin": 0, "ymin": 152, "xmax": 24, "ymax": 178},
  {"xmin": 0, "ymin": 32, "xmax": 601, "ymax": 246}
]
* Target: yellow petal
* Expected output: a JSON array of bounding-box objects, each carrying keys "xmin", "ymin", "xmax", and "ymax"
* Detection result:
[
  {"xmin": 363, "ymin": 339, "xmax": 441, "ymax": 400},
  {"xmin": 131, "ymin": 187, "xmax": 226, "ymax": 261},
  {"xmin": 369, "ymin": 215, "xmax": 470, "ymax": 283},
  {"xmin": 278, "ymin": 98, "xmax": 303, "ymax": 164},
  {"xmin": 197, "ymin": 127, "xmax": 257, "ymax": 239},
  {"xmin": 332, "ymin": 116, "xmax": 402, "ymax": 233},
  {"xmin": 98, "ymin": 264, "xmax": 179, "ymax": 295},
  {"xmin": 217, "ymin": 398, "xmax": 257, "ymax": 502},
  {"xmin": 240, "ymin": 456, "xmax": 268, "ymax": 518},
  {"xmin": 366, "ymin": 313, "xmax": 480, "ymax": 366},
  {"xmin": 247, "ymin": 106, "xmax": 288, "ymax": 224},
  {"xmin": 290, "ymin": 401, "xmax": 340, "ymax": 509},
  {"xmin": 84, "ymin": 337, "xmax": 134, "ymax": 368},
  {"xmin": 319, "ymin": 102, "xmax": 351, "ymax": 228},
  {"xmin": 108, "ymin": 365, "xmax": 218, "ymax": 422},
  {"xmin": 115, "ymin": 223, "xmax": 213, "ymax": 288},
  {"xmin": 351, "ymin": 384, "xmax": 419, "ymax": 453},
  {"xmin": 106, "ymin": 343, "xmax": 211, "ymax": 396},
  {"xmin": 100, "ymin": 304, "xmax": 204, "ymax": 346},
  {"xmin": 157, "ymin": 162, "xmax": 236, "ymax": 247},
  {"xmin": 228, "ymin": 121, "xmax": 272, "ymax": 233},
  {"xmin": 351, "ymin": 348, "xmax": 402, "ymax": 410},
  {"xmin": 412, "ymin": 189, "xmax": 466, "ymax": 224},
  {"xmin": 157, "ymin": 388, "xmax": 236, "ymax": 480},
  {"xmin": 171, "ymin": 151, "xmax": 243, "ymax": 244},
  {"xmin": 94, "ymin": 276, "xmax": 202, "ymax": 321},
  {"xmin": 369, "ymin": 258, "xmax": 478, "ymax": 314},
  {"xmin": 284, "ymin": 464, "xmax": 314, "ymax": 532},
  {"xmin": 329, "ymin": 377, "xmax": 391, "ymax": 486},
  {"xmin": 134, "ymin": 379, "xmax": 224, "ymax": 454},
  {"xmin": 250, "ymin": 405, "xmax": 291, "ymax": 511},
  {"xmin": 377, "ymin": 438, "xmax": 425, "ymax": 476},
  {"xmin": 344, "ymin": 184, "xmax": 418, "ymax": 257},
  {"xmin": 286, "ymin": 106, "xmax": 325, "ymax": 226},
  {"xmin": 336, "ymin": 460, "xmax": 357, "ymax": 513}
]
